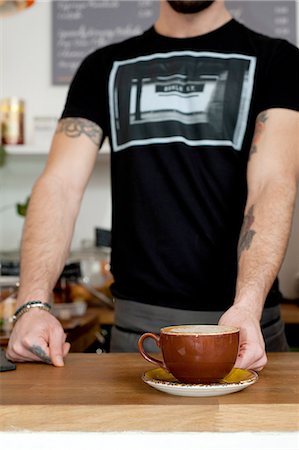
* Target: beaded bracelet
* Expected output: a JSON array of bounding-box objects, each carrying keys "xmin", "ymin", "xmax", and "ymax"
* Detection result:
[{"xmin": 12, "ymin": 301, "xmax": 52, "ymax": 325}]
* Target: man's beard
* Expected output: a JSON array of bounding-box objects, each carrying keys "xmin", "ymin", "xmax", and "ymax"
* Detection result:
[{"xmin": 167, "ymin": 1, "xmax": 214, "ymax": 14}]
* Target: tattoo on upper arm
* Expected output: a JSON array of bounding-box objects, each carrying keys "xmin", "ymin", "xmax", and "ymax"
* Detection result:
[
  {"xmin": 249, "ymin": 111, "xmax": 269, "ymax": 159},
  {"xmin": 29, "ymin": 345, "xmax": 52, "ymax": 364},
  {"xmin": 238, "ymin": 205, "xmax": 256, "ymax": 258},
  {"xmin": 56, "ymin": 117, "xmax": 102, "ymax": 147}
]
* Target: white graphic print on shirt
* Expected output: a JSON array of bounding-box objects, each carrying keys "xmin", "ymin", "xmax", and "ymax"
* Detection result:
[{"xmin": 109, "ymin": 51, "xmax": 256, "ymax": 152}]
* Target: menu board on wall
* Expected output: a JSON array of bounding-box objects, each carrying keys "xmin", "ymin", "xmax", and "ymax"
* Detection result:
[
  {"xmin": 52, "ymin": 0, "xmax": 297, "ymax": 85},
  {"xmin": 52, "ymin": 0, "xmax": 160, "ymax": 85}
]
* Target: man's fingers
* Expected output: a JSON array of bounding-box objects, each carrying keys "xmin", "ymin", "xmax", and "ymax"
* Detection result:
[
  {"xmin": 6, "ymin": 312, "xmax": 68, "ymax": 366},
  {"xmin": 7, "ymin": 338, "xmax": 51, "ymax": 363},
  {"xmin": 235, "ymin": 345, "xmax": 267, "ymax": 371},
  {"xmin": 8, "ymin": 339, "xmax": 68, "ymax": 366},
  {"xmin": 63, "ymin": 341, "xmax": 71, "ymax": 357},
  {"xmin": 246, "ymin": 354, "xmax": 267, "ymax": 371},
  {"xmin": 28, "ymin": 344, "xmax": 52, "ymax": 364},
  {"xmin": 49, "ymin": 331, "xmax": 68, "ymax": 367}
]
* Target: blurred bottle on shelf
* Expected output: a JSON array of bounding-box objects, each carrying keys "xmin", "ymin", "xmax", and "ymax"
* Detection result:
[
  {"xmin": 0, "ymin": 260, "xmax": 19, "ymax": 332},
  {"xmin": 0, "ymin": 98, "xmax": 25, "ymax": 145}
]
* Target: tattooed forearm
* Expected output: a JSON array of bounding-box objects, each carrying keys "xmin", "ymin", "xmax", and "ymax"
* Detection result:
[
  {"xmin": 238, "ymin": 205, "xmax": 256, "ymax": 259},
  {"xmin": 29, "ymin": 345, "xmax": 52, "ymax": 364},
  {"xmin": 249, "ymin": 110, "xmax": 269, "ymax": 159},
  {"xmin": 56, "ymin": 117, "xmax": 102, "ymax": 147}
]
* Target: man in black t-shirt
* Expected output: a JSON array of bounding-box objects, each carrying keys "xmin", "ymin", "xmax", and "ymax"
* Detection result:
[{"xmin": 7, "ymin": 1, "xmax": 299, "ymax": 372}]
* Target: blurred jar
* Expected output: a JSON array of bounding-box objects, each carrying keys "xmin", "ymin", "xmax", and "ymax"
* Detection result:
[
  {"xmin": 0, "ymin": 278, "xmax": 18, "ymax": 332},
  {"xmin": 53, "ymin": 262, "xmax": 83, "ymax": 304},
  {"xmin": 0, "ymin": 97, "xmax": 25, "ymax": 145}
]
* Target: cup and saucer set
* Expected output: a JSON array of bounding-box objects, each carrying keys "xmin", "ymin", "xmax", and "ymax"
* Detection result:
[{"xmin": 138, "ymin": 325, "xmax": 258, "ymax": 397}]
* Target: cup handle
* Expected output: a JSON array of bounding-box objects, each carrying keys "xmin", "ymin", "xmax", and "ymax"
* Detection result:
[{"xmin": 138, "ymin": 332, "xmax": 167, "ymax": 370}]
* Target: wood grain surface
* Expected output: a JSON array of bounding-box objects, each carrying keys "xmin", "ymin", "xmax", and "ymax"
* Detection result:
[{"xmin": 0, "ymin": 353, "xmax": 298, "ymax": 432}]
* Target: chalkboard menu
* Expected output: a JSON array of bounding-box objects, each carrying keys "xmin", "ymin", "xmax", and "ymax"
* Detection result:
[{"xmin": 52, "ymin": 0, "xmax": 297, "ymax": 85}]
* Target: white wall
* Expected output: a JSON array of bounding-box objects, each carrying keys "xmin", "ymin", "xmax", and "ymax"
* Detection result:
[{"xmin": 0, "ymin": 1, "xmax": 299, "ymax": 298}]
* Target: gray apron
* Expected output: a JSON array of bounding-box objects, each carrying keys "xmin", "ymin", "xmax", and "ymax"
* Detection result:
[{"xmin": 110, "ymin": 299, "xmax": 289, "ymax": 353}]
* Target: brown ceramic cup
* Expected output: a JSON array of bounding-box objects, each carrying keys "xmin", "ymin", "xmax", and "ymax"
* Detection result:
[{"xmin": 138, "ymin": 325, "xmax": 240, "ymax": 384}]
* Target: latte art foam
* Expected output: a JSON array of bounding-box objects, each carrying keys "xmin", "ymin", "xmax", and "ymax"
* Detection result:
[{"xmin": 162, "ymin": 325, "xmax": 239, "ymax": 335}]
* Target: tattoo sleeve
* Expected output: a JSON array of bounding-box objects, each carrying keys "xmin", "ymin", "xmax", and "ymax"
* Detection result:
[
  {"xmin": 29, "ymin": 345, "xmax": 52, "ymax": 364},
  {"xmin": 238, "ymin": 205, "xmax": 256, "ymax": 259},
  {"xmin": 56, "ymin": 117, "xmax": 102, "ymax": 147},
  {"xmin": 249, "ymin": 110, "xmax": 268, "ymax": 159}
]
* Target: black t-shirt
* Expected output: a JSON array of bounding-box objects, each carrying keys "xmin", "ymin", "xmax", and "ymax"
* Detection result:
[{"xmin": 61, "ymin": 19, "xmax": 299, "ymax": 311}]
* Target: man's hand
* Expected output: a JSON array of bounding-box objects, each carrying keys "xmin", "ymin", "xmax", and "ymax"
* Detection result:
[
  {"xmin": 218, "ymin": 304, "xmax": 267, "ymax": 372},
  {"xmin": 6, "ymin": 309, "xmax": 70, "ymax": 367}
]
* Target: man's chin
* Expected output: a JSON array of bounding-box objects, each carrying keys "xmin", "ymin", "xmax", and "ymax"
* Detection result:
[{"xmin": 167, "ymin": 1, "xmax": 215, "ymax": 15}]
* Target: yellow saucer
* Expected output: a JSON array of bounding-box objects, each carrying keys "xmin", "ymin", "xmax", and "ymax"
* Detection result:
[{"xmin": 142, "ymin": 367, "xmax": 258, "ymax": 397}]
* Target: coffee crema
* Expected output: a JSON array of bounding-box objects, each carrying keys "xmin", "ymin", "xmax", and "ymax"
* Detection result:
[{"xmin": 161, "ymin": 325, "xmax": 239, "ymax": 335}]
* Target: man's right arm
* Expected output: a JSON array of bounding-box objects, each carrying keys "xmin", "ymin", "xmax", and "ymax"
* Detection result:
[{"xmin": 6, "ymin": 117, "xmax": 103, "ymax": 366}]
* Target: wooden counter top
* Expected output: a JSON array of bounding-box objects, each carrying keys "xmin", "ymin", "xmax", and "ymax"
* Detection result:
[
  {"xmin": 1, "ymin": 352, "xmax": 298, "ymax": 432},
  {"xmin": 281, "ymin": 301, "xmax": 299, "ymax": 324}
]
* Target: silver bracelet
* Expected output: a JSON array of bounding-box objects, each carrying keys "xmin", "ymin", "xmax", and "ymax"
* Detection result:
[{"xmin": 12, "ymin": 301, "xmax": 52, "ymax": 325}]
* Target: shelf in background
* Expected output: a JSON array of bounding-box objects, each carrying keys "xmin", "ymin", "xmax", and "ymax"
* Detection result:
[
  {"xmin": 4, "ymin": 139, "xmax": 110, "ymax": 156},
  {"xmin": 5, "ymin": 145, "xmax": 50, "ymax": 155}
]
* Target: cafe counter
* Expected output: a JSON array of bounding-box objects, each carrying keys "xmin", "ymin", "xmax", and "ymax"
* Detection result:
[{"xmin": 1, "ymin": 352, "xmax": 298, "ymax": 432}]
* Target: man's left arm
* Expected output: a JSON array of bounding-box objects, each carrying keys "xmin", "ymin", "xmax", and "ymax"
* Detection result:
[{"xmin": 219, "ymin": 108, "xmax": 299, "ymax": 371}]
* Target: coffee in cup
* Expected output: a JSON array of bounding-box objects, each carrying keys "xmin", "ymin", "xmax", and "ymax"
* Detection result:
[{"xmin": 138, "ymin": 324, "xmax": 239, "ymax": 384}]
